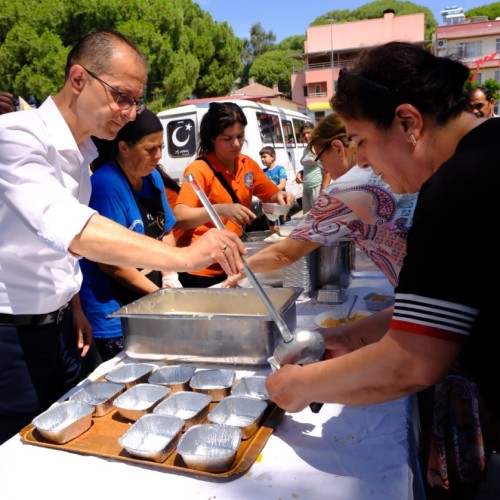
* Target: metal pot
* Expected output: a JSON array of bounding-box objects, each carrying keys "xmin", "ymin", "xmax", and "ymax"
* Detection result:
[{"xmin": 314, "ymin": 239, "xmax": 354, "ymax": 289}]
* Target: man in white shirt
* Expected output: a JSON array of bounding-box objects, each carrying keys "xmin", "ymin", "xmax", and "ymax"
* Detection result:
[{"xmin": 0, "ymin": 29, "xmax": 245, "ymax": 444}]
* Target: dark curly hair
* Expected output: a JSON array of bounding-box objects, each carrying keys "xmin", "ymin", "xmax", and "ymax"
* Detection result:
[{"xmin": 331, "ymin": 41, "xmax": 470, "ymax": 130}]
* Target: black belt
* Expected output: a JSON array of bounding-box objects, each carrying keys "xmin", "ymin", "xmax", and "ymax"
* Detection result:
[{"xmin": 0, "ymin": 303, "xmax": 70, "ymax": 327}]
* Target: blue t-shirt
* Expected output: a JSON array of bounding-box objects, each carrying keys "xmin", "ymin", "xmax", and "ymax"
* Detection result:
[
  {"xmin": 264, "ymin": 165, "xmax": 287, "ymax": 190},
  {"xmin": 79, "ymin": 161, "xmax": 176, "ymax": 339}
]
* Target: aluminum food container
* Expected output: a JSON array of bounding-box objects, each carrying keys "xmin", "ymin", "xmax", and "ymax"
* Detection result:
[
  {"xmin": 231, "ymin": 376, "xmax": 269, "ymax": 400},
  {"xmin": 189, "ymin": 369, "xmax": 235, "ymax": 402},
  {"xmin": 148, "ymin": 365, "xmax": 196, "ymax": 393},
  {"xmin": 108, "ymin": 287, "xmax": 301, "ymax": 365},
  {"xmin": 113, "ymin": 383, "xmax": 170, "ymax": 421},
  {"xmin": 118, "ymin": 414, "xmax": 184, "ymax": 463},
  {"xmin": 177, "ymin": 423, "xmax": 242, "ymax": 473},
  {"xmin": 153, "ymin": 391, "xmax": 211, "ymax": 430},
  {"xmin": 31, "ymin": 401, "xmax": 94, "ymax": 444},
  {"xmin": 69, "ymin": 381, "xmax": 125, "ymax": 417},
  {"xmin": 208, "ymin": 396, "xmax": 268, "ymax": 440},
  {"xmin": 104, "ymin": 363, "xmax": 156, "ymax": 389},
  {"xmin": 364, "ymin": 292, "xmax": 395, "ymax": 311}
]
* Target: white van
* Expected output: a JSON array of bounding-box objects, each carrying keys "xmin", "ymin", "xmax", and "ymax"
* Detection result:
[{"xmin": 157, "ymin": 99, "xmax": 311, "ymax": 201}]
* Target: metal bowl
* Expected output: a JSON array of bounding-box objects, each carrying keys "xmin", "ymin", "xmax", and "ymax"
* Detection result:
[
  {"xmin": 189, "ymin": 369, "xmax": 235, "ymax": 401},
  {"xmin": 148, "ymin": 365, "xmax": 196, "ymax": 393},
  {"xmin": 119, "ymin": 414, "xmax": 184, "ymax": 463},
  {"xmin": 69, "ymin": 381, "xmax": 125, "ymax": 417},
  {"xmin": 177, "ymin": 423, "xmax": 242, "ymax": 473},
  {"xmin": 31, "ymin": 401, "xmax": 94, "ymax": 444},
  {"xmin": 208, "ymin": 395, "xmax": 268, "ymax": 439},
  {"xmin": 113, "ymin": 383, "xmax": 170, "ymax": 421},
  {"xmin": 153, "ymin": 391, "xmax": 211, "ymax": 430}
]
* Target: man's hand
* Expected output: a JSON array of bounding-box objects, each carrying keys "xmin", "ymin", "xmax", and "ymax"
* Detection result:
[
  {"xmin": 0, "ymin": 92, "xmax": 15, "ymax": 115},
  {"xmin": 187, "ymin": 228, "xmax": 245, "ymax": 276},
  {"xmin": 71, "ymin": 295, "xmax": 92, "ymax": 357}
]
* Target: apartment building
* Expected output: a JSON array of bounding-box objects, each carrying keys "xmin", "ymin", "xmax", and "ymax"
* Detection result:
[
  {"xmin": 290, "ymin": 10, "xmax": 426, "ymax": 122},
  {"xmin": 434, "ymin": 18, "xmax": 500, "ymax": 88}
]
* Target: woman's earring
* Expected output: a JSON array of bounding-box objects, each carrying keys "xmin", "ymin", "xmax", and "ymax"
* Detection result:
[{"xmin": 410, "ymin": 134, "xmax": 417, "ymax": 147}]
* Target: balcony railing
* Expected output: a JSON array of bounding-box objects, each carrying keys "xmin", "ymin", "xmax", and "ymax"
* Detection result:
[{"xmin": 308, "ymin": 92, "xmax": 328, "ymax": 98}]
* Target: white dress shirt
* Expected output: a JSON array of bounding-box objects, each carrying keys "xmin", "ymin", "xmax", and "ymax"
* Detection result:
[{"xmin": 0, "ymin": 97, "xmax": 97, "ymax": 314}]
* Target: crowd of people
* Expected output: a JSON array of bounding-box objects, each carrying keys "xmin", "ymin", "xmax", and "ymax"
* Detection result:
[{"xmin": 1, "ymin": 27, "xmax": 499, "ymax": 500}]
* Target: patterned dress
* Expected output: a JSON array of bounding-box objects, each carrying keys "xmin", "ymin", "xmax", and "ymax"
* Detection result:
[{"xmin": 290, "ymin": 166, "xmax": 418, "ymax": 286}]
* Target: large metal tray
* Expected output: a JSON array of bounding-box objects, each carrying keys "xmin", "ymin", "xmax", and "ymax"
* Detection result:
[{"xmin": 109, "ymin": 288, "xmax": 301, "ymax": 365}]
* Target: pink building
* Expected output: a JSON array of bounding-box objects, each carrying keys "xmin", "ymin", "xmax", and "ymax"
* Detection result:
[{"xmin": 291, "ymin": 10, "xmax": 425, "ymax": 120}]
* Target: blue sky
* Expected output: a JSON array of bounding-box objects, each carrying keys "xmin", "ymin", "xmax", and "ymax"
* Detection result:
[{"xmin": 197, "ymin": 0, "xmax": 483, "ymax": 42}]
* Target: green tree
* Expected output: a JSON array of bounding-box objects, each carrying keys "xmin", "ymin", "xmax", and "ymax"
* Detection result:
[
  {"xmin": 240, "ymin": 22, "xmax": 276, "ymax": 86},
  {"xmin": 249, "ymin": 49, "xmax": 297, "ymax": 95},
  {"xmin": 466, "ymin": 2, "xmax": 500, "ymax": 20},
  {"xmin": 0, "ymin": 0, "xmax": 243, "ymax": 111}
]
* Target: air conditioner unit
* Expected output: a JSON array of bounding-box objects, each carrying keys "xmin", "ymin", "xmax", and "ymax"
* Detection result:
[{"xmin": 437, "ymin": 39, "xmax": 448, "ymax": 49}]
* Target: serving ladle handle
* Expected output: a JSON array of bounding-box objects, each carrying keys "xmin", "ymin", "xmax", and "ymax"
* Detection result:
[{"xmin": 186, "ymin": 173, "xmax": 294, "ymax": 343}]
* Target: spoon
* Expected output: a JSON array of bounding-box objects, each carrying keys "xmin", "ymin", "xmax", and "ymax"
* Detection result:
[
  {"xmin": 186, "ymin": 173, "xmax": 325, "ymax": 368},
  {"xmin": 343, "ymin": 294, "xmax": 358, "ymax": 324}
]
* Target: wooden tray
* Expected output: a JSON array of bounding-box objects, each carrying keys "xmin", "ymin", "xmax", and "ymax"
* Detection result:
[{"xmin": 19, "ymin": 391, "xmax": 283, "ymax": 480}]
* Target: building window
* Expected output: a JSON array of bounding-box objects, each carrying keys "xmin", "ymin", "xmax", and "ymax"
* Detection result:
[
  {"xmin": 495, "ymin": 70, "xmax": 500, "ymax": 83},
  {"xmin": 303, "ymin": 86, "xmax": 308, "ymax": 97},
  {"xmin": 315, "ymin": 84, "xmax": 321, "ymax": 94},
  {"xmin": 456, "ymin": 41, "xmax": 482, "ymax": 59},
  {"xmin": 496, "ymin": 39, "xmax": 500, "ymax": 53}
]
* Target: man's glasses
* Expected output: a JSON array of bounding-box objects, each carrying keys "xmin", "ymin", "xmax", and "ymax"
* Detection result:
[{"xmin": 83, "ymin": 67, "xmax": 146, "ymax": 114}]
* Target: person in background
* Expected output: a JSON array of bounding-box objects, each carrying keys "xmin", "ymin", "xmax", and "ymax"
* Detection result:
[
  {"xmin": 80, "ymin": 110, "xmax": 182, "ymax": 362},
  {"xmin": 295, "ymin": 121, "xmax": 331, "ymax": 213},
  {"xmin": 0, "ymin": 29, "xmax": 244, "ymax": 445},
  {"xmin": 265, "ymin": 41, "xmax": 499, "ymax": 500},
  {"xmin": 0, "ymin": 92, "xmax": 15, "ymax": 114},
  {"xmin": 224, "ymin": 112, "xmax": 416, "ymax": 288},
  {"xmin": 259, "ymin": 145, "xmax": 287, "ymax": 228},
  {"xmin": 174, "ymin": 101, "xmax": 294, "ymax": 288},
  {"xmin": 468, "ymin": 86, "xmax": 497, "ymax": 118}
]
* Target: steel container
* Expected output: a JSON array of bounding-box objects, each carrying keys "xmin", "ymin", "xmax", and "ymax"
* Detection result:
[
  {"xmin": 314, "ymin": 239, "xmax": 355, "ymax": 289},
  {"xmin": 109, "ymin": 287, "xmax": 301, "ymax": 366}
]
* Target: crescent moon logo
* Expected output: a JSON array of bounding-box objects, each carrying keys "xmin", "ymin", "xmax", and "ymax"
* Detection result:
[{"xmin": 172, "ymin": 126, "xmax": 190, "ymax": 147}]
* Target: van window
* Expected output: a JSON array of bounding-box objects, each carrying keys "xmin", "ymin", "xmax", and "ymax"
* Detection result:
[
  {"xmin": 282, "ymin": 119, "xmax": 296, "ymax": 146},
  {"xmin": 166, "ymin": 119, "xmax": 197, "ymax": 159},
  {"xmin": 257, "ymin": 112, "xmax": 284, "ymax": 148},
  {"xmin": 294, "ymin": 119, "xmax": 308, "ymax": 145}
]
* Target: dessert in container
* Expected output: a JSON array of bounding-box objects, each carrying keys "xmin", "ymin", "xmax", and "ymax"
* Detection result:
[
  {"xmin": 189, "ymin": 369, "xmax": 235, "ymax": 401},
  {"xmin": 208, "ymin": 395, "xmax": 268, "ymax": 440},
  {"xmin": 148, "ymin": 365, "xmax": 196, "ymax": 393},
  {"xmin": 231, "ymin": 376, "xmax": 269, "ymax": 400},
  {"xmin": 104, "ymin": 362, "xmax": 156, "ymax": 389},
  {"xmin": 113, "ymin": 383, "xmax": 170, "ymax": 421},
  {"xmin": 31, "ymin": 401, "xmax": 94, "ymax": 444},
  {"xmin": 118, "ymin": 414, "xmax": 184, "ymax": 463},
  {"xmin": 69, "ymin": 381, "xmax": 125, "ymax": 417},
  {"xmin": 363, "ymin": 292, "xmax": 395, "ymax": 311},
  {"xmin": 177, "ymin": 423, "xmax": 242, "ymax": 473},
  {"xmin": 153, "ymin": 391, "xmax": 211, "ymax": 430}
]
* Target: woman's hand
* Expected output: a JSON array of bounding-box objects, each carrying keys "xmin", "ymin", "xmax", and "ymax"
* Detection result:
[
  {"xmin": 270, "ymin": 190, "xmax": 295, "ymax": 207},
  {"xmin": 222, "ymin": 272, "xmax": 245, "ymax": 288},
  {"xmin": 216, "ymin": 203, "xmax": 256, "ymax": 227}
]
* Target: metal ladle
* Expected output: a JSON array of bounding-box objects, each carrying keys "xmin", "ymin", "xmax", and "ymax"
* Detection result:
[{"xmin": 185, "ymin": 173, "xmax": 325, "ymax": 369}]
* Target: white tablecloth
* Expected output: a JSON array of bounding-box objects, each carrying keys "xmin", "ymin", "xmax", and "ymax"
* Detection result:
[{"xmin": 0, "ymin": 271, "xmax": 425, "ymax": 500}]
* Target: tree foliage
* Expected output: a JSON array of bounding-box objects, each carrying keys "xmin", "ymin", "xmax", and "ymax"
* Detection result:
[
  {"xmin": 0, "ymin": 0, "xmax": 242, "ymax": 111},
  {"xmin": 466, "ymin": 2, "xmax": 500, "ymax": 19},
  {"xmin": 249, "ymin": 49, "xmax": 298, "ymax": 95}
]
